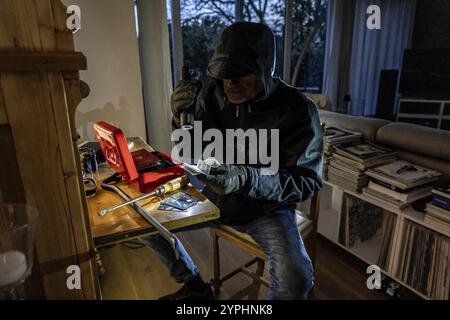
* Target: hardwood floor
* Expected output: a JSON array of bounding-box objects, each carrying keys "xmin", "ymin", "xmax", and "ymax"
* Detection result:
[{"xmin": 97, "ymin": 231, "xmax": 418, "ymax": 300}]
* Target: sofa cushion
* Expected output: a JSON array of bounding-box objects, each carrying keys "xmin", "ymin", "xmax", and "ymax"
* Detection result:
[
  {"xmin": 376, "ymin": 123, "xmax": 450, "ymax": 162},
  {"xmin": 318, "ymin": 110, "xmax": 391, "ymax": 141}
]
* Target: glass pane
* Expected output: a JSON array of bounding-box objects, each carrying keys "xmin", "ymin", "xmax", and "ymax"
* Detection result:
[
  {"xmin": 243, "ymin": 0, "xmax": 285, "ymax": 77},
  {"xmin": 291, "ymin": 0, "xmax": 327, "ymax": 92},
  {"xmin": 181, "ymin": 0, "xmax": 235, "ymax": 80}
]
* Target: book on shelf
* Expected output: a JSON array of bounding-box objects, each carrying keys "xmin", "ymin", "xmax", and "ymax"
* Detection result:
[
  {"xmin": 328, "ymin": 166, "xmax": 369, "ymax": 184},
  {"xmin": 325, "ymin": 140, "xmax": 396, "ymax": 192},
  {"xmin": 419, "ymin": 230, "xmax": 434, "ymax": 293},
  {"xmin": 398, "ymin": 221, "xmax": 449, "ymax": 299},
  {"xmin": 423, "ymin": 214, "xmax": 450, "ymax": 234},
  {"xmin": 328, "ymin": 172, "xmax": 365, "ymax": 193},
  {"xmin": 329, "ymin": 160, "xmax": 365, "ymax": 177},
  {"xmin": 323, "ymin": 126, "xmax": 362, "ymax": 155},
  {"xmin": 324, "ymin": 126, "xmax": 362, "ymax": 142},
  {"xmin": 333, "ymin": 141, "xmax": 397, "ymax": 163},
  {"xmin": 410, "ymin": 227, "xmax": 421, "ymax": 288},
  {"xmin": 426, "ymin": 233, "xmax": 438, "ymax": 297},
  {"xmin": 327, "ymin": 159, "xmax": 369, "ymax": 193},
  {"xmin": 370, "ymin": 177, "xmax": 433, "ymax": 193},
  {"xmin": 425, "ymin": 203, "xmax": 450, "ymax": 224},
  {"xmin": 331, "ymin": 153, "xmax": 395, "ymax": 171},
  {"xmin": 432, "ymin": 186, "xmax": 450, "ymax": 211},
  {"xmin": 362, "ymin": 187, "xmax": 411, "ymax": 209},
  {"xmin": 367, "ymin": 180, "xmax": 433, "ymax": 203},
  {"xmin": 377, "ymin": 212, "xmax": 396, "ymax": 270},
  {"xmin": 366, "ymin": 160, "xmax": 442, "ymax": 190},
  {"xmin": 432, "ymin": 195, "xmax": 450, "ymax": 211},
  {"xmin": 399, "ymin": 222, "xmax": 413, "ymax": 281},
  {"xmin": 432, "ymin": 186, "xmax": 450, "ymax": 199}
]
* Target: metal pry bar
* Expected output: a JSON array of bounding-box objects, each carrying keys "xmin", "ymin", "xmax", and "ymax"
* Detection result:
[
  {"xmin": 101, "ymin": 182, "xmax": 180, "ymax": 259},
  {"xmin": 98, "ymin": 189, "xmax": 159, "ymax": 216}
]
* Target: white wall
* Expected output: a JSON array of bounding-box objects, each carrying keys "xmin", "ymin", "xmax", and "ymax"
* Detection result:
[{"xmin": 64, "ymin": 0, "xmax": 147, "ymax": 142}]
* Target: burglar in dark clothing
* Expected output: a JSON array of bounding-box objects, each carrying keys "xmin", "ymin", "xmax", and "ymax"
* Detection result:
[{"xmin": 140, "ymin": 21, "xmax": 323, "ymax": 300}]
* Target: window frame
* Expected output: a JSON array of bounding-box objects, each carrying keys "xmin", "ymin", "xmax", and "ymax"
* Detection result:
[{"xmin": 168, "ymin": 0, "xmax": 300, "ymax": 85}]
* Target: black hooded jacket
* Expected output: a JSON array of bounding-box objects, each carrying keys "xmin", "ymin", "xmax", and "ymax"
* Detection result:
[{"xmin": 176, "ymin": 22, "xmax": 323, "ymax": 225}]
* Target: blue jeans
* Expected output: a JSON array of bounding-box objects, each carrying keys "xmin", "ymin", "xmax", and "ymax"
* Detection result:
[{"xmin": 140, "ymin": 207, "xmax": 314, "ymax": 299}]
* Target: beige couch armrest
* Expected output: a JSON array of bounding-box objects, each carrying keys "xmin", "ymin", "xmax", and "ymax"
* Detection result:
[{"xmin": 303, "ymin": 93, "xmax": 332, "ymax": 111}]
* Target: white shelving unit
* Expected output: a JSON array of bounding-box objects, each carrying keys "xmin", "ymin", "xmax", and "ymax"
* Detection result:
[{"xmin": 312, "ymin": 180, "xmax": 450, "ymax": 300}]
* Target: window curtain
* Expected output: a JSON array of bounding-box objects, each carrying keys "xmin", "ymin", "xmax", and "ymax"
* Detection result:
[
  {"xmin": 322, "ymin": 0, "xmax": 356, "ymax": 112},
  {"xmin": 136, "ymin": 0, "xmax": 174, "ymax": 154},
  {"xmin": 347, "ymin": 0, "xmax": 416, "ymax": 115}
]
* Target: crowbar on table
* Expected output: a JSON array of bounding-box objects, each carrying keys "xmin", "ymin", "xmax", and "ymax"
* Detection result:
[{"xmin": 101, "ymin": 181, "xmax": 181, "ymax": 260}]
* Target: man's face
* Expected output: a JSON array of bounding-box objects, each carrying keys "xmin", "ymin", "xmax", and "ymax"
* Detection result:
[{"xmin": 223, "ymin": 74, "xmax": 264, "ymax": 104}]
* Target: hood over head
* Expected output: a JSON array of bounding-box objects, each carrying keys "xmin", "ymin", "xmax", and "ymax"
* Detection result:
[{"xmin": 207, "ymin": 22, "xmax": 277, "ymax": 99}]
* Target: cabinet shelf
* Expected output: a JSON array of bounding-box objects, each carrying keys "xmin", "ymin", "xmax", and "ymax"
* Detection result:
[
  {"xmin": 324, "ymin": 180, "xmax": 449, "ymax": 237},
  {"xmin": 323, "ymin": 181, "xmax": 401, "ymax": 215},
  {"xmin": 327, "ymin": 235, "xmax": 429, "ymax": 300},
  {"xmin": 320, "ymin": 179, "xmax": 449, "ymax": 299},
  {"xmin": 403, "ymin": 208, "xmax": 450, "ymax": 238}
]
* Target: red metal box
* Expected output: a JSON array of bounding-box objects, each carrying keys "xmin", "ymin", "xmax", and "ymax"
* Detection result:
[{"xmin": 93, "ymin": 121, "xmax": 183, "ymax": 193}]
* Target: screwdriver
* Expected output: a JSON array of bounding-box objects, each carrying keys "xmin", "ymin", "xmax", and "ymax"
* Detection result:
[{"xmin": 99, "ymin": 175, "xmax": 190, "ymax": 216}]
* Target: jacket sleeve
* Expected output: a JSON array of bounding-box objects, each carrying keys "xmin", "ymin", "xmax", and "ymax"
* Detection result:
[{"xmin": 245, "ymin": 98, "xmax": 323, "ymax": 203}]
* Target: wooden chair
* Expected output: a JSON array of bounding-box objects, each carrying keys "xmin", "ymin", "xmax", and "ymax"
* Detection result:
[{"xmin": 210, "ymin": 192, "xmax": 321, "ymax": 299}]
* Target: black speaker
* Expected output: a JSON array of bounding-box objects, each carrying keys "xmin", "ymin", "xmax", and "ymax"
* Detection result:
[{"xmin": 376, "ymin": 69, "xmax": 399, "ymax": 120}]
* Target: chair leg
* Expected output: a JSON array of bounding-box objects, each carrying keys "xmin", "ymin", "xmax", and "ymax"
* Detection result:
[
  {"xmin": 212, "ymin": 230, "xmax": 221, "ymax": 296},
  {"xmin": 309, "ymin": 192, "xmax": 321, "ymax": 269},
  {"xmin": 247, "ymin": 259, "xmax": 265, "ymax": 299}
]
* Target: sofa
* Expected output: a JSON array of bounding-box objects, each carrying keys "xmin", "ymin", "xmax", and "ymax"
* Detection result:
[{"xmin": 318, "ymin": 110, "xmax": 450, "ymax": 183}]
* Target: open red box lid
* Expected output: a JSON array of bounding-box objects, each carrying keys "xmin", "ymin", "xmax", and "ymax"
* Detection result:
[
  {"xmin": 93, "ymin": 121, "xmax": 184, "ymax": 193},
  {"xmin": 93, "ymin": 121, "xmax": 139, "ymax": 182}
]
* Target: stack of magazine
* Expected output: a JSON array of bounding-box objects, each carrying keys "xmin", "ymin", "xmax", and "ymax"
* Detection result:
[
  {"xmin": 323, "ymin": 126, "xmax": 362, "ymax": 155},
  {"xmin": 425, "ymin": 187, "xmax": 450, "ymax": 232},
  {"xmin": 328, "ymin": 141, "xmax": 396, "ymax": 192},
  {"xmin": 363, "ymin": 160, "xmax": 442, "ymax": 209},
  {"xmin": 323, "ymin": 127, "xmax": 362, "ymax": 179}
]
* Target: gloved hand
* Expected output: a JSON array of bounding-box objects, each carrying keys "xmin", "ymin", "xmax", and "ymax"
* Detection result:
[
  {"xmin": 170, "ymin": 80, "xmax": 198, "ymax": 127},
  {"xmin": 196, "ymin": 164, "xmax": 251, "ymax": 195}
]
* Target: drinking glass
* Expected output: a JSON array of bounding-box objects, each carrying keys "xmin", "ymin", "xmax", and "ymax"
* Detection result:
[{"xmin": 0, "ymin": 204, "xmax": 38, "ymax": 300}]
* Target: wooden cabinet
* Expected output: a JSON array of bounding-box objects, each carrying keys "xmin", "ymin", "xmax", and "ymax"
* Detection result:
[{"xmin": 0, "ymin": 0, "xmax": 100, "ymax": 299}]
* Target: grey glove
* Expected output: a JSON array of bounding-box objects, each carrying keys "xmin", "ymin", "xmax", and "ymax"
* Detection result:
[
  {"xmin": 170, "ymin": 80, "xmax": 198, "ymax": 127},
  {"xmin": 196, "ymin": 164, "xmax": 251, "ymax": 195}
]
